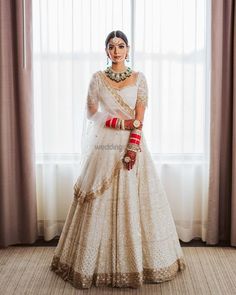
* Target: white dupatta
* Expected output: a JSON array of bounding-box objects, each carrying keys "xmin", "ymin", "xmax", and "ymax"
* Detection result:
[{"xmin": 73, "ymin": 70, "xmax": 148, "ymax": 204}]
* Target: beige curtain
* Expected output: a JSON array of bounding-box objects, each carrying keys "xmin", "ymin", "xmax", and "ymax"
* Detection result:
[
  {"xmin": 206, "ymin": 0, "xmax": 236, "ymax": 246},
  {"xmin": 0, "ymin": 0, "xmax": 38, "ymax": 247}
]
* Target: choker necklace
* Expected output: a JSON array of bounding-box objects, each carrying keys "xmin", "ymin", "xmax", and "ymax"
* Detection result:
[{"xmin": 104, "ymin": 66, "xmax": 132, "ymax": 82}]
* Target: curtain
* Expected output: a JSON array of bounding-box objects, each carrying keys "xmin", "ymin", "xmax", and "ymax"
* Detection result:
[
  {"xmin": 32, "ymin": 0, "xmax": 211, "ymax": 242},
  {"xmin": 0, "ymin": 0, "xmax": 38, "ymax": 247},
  {"xmin": 206, "ymin": 0, "xmax": 236, "ymax": 246}
]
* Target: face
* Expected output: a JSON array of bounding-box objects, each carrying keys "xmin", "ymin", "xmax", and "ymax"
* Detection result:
[{"xmin": 106, "ymin": 37, "xmax": 129, "ymax": 64}]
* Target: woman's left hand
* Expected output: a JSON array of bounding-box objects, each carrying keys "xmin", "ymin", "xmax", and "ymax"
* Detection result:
[{"xmin": 123, "ymin": 150, "xmax": 137, "ymax": 170}]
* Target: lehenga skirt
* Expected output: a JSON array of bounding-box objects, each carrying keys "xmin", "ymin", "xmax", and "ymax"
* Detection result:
[{"xmin": 50, "ymin": 131, "xmax": 186, "ymax": 289}]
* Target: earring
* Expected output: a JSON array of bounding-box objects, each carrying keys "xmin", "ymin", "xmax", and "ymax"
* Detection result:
[
  {"xmin": 125, "ymin": 54, "xmax": 130, "ymax": 62},
  {"xmin": 107, "ymin": 56, "xmax": 109, "ymax": 65}
]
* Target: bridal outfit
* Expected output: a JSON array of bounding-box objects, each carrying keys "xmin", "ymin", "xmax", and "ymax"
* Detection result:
[{"xmin": 50, "ymin": 70, "xmax": 186, "ymax": 289}]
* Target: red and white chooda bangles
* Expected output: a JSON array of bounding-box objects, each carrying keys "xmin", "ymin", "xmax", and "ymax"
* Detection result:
[
  {"xmin": 126, "ymin": 128, "xmax": 142, "ymax": 152},
  {"xmin": 105, "ymin": 117, "xmax": 142, "ymax": 130},
  {"xmin": 105, "ymin": 117, "xmax": 125, "ymax": 130}
]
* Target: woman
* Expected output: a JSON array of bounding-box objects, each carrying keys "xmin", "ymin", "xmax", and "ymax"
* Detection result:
[{"xmin": 50, "ymin": 30, "xmax": 186, "ymax": 289}]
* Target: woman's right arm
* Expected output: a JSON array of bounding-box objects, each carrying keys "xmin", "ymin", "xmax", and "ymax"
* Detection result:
[
  {"xmin": 86, "ymin": 73, "xmax": 111, "ymax": 125},
  {"xmin": 87, "ymin": 73, "xmax": 100, "ymax": 119}
]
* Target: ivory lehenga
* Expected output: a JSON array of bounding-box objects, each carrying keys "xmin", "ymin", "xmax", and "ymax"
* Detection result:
[{"xmin": 50, "ymin": 70, "xmax": 186, "ymax": 289}]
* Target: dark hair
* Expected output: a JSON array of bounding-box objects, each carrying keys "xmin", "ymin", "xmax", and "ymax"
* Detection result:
[{"xmin": 105, "ymin": 30, "xmax": 129, "ymax": 48}]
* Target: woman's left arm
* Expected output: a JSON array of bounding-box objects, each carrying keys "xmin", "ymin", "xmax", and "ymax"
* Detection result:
[
  {"xmin": 123, "ymin": 72, "xmax": 149, "ymax": 170},
  {"xmin": 123, "ymin": 104, "xmax": 146, "ymax": 170}
]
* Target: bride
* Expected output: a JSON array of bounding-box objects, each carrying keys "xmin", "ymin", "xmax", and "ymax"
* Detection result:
[{"xmin": 50, "ymin": 30, "xmax": 186, "ymax": 289}]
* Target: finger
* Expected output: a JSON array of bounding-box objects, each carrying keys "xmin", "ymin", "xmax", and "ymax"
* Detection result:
[
  {"xmin": 133, "ymin": 159, "xmax": 136, "ymax": 166},
  {"xmin": 129, "ymin": 160, "xmax": 133, "ymax": 170},
  {"xmin": 128, "ymin": 162, "xmax": 132, "ymax": 170}
]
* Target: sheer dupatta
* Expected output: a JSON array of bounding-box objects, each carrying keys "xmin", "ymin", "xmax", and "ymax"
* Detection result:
[{"xmin": 73, "ymin": 70, "xmax": 148, "ymax": 204}]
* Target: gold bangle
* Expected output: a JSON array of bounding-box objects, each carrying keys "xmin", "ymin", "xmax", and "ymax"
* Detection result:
[
  {"xmin": 131, "ymin": 128, "xmax": 142, "ymax": 135},
  {"xmin": 126, "ymin": 143, "xmax": 140, "ymax": 152},
  {"xmin": 121, "ymin": 119, "xmax": 125, "ymax": 130},
  {"xmin": 117, "ymin": 118, "xmax": 121, "ymax": 129}
]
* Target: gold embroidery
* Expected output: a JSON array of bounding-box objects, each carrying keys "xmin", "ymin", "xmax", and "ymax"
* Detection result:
[
  {"xmin": 87, "ymin": 95, "xmax": 97, "ymax": 106},
  {"xmin": 50, "ymin": 255, "xmax": 186, "ymax": 289},
  {"xmin": 136, "ymin": 96, "xmax": 148, "ymax": 107},
  {"xmin": 73, "ymin": 160, "xmax": 123, "ymax": 203},
  {"xmin": 136, "ymin": 74, "xmax": 148, "ymax": 107},
  {"xmin": 97, "ymin": 71, "xmax": 135, "ymax": 118}
]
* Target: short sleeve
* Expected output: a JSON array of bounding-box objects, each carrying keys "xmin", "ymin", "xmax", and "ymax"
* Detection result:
[
  {"xmin": 85, "ymin": 72, "xmax": 110, "ymax": 123},
  {"xmin": 136, "ymin": 72, "xmax": 148, "ymax": 108},
  {"xmin": 87, "ymin": 72, "xmax": 99, "ymax": 107}
]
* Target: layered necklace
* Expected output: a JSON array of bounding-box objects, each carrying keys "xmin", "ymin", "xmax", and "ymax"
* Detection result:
[{"xmin": 104, "ymin": 66, "xmax": 132, "ymax": 83}]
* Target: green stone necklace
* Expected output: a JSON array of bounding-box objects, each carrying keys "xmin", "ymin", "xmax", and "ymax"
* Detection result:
[{"xmin": 104, "ymin": 66, "xmax": 132, "ymax": 83}]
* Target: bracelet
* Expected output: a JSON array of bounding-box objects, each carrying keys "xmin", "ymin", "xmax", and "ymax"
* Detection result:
[
  {"xmin": 105, "ymin": 118, "xmax": 140, "ymax": 131},
  {"xmin": 116, "ymin": 118, "xmax": 121, "ymax": 129},
  {"xmin": 119, "ymin": 119, "xmax": 121, "ymax": 129},
  {"xmin": 131, "ymin": 128, "xmax": 142, "ymax": 135},
  {"xmin": 126, "ymin": 143, "xmax": 141, "ymax": 152},
  {"xmin": 105, "ymin": 118, "xmax": 117, "ymax": 128},
  {"xmin": 121, "ymin": 119, "xmax": 125, "ymax": 130},
  {"xmin": 105, "ymin": 117, "xmax": 123, "ymax": 129},
  {"xmin": 126, "ymin": 128, "xmax": 142, "ymax": 152}
]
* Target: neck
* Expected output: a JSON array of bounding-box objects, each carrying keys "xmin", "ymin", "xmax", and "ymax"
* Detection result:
[{"xmin": 111, "ymin": 62, "xmax": 127, "ymax": 72}]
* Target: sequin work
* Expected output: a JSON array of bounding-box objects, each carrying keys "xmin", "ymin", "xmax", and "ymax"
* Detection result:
[
  {"xmin": 50, "ymin": 256, "xmax": 186, "ymax": 289},
  {"xmin": 49, "ymin": 70, "xmax": 187, "ymax": 289}
]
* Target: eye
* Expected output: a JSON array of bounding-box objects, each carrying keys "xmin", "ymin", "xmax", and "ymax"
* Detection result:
[{"xmin": 119, "ymin": 45, "xmax": 124, "ymax": 48}]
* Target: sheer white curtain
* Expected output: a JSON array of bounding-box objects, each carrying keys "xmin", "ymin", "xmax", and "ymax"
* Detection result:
[{"xmin": 33, "ymin": 0, "xmax": 211, "ymax": 242}]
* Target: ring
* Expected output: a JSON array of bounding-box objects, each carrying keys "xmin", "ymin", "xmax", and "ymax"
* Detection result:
[{"xmin": 123, "ymin": 156, "xmax": 131, "ymax": 163}]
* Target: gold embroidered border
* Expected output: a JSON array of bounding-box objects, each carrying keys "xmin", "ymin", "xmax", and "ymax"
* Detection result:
[
  {"xmin": 136, "ymin": 96, "xmax": 148, "ymax": 108},
  {"xmin": 73, "ymin": 159, "xmax": 123, "ymax": 204},
  {"xmin": 50, "ymin": 255, "xmax": 186, "ymax": 289},
  {"xmin": 97, "ymin": 71, "xmax": 135, "ymax": 118}
]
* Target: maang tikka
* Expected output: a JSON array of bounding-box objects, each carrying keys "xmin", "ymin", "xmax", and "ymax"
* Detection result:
[{"xmin": 112, "ymin": 30, "xmax": 119, "ymax": 44}]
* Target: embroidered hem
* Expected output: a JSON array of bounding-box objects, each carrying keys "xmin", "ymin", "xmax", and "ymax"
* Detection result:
[
  {"xmin": 73, "ymin": 160, "xmax": 123, "ymax": 203},
  {"xmin": 50, "ymin": 255, "xmax": 186, "ymax": 289}
]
